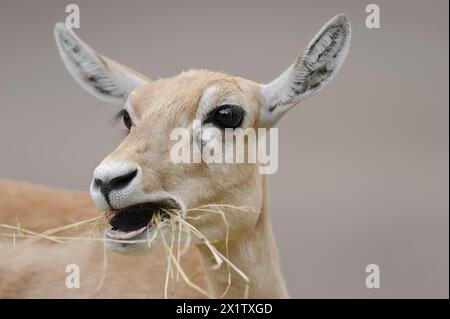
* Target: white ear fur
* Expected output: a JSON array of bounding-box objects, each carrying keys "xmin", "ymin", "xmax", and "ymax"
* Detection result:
[
  {"xmin": 260, "ymin": 14, "xmax": 351, "ymax": 126},
  {"xmin": 54, "ymin": 23, "xmax": 150, "ymax": 105}
]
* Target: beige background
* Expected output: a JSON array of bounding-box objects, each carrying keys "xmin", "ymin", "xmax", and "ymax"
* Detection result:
[{"xmin": 0, "ymin": 0, "xmax": 448, "ymax": 298}]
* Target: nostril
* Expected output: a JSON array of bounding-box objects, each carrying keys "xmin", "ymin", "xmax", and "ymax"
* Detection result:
[
  {"xmin": 94, "ymin": 178, "xmax": 103, "ymax": 188},
  {"xmin": 109, "ymin": 169, "xmax": 138, "ymax": 190}
]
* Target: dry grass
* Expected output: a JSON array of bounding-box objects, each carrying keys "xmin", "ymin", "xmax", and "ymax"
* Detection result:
[{"xmin": 0, "ymin": 204, "xmax": 256, "ymax": 299}]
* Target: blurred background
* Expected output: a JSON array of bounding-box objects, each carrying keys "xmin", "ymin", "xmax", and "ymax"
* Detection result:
[{"xmin": 0, "ymin": 0, "xmax": 448, "ymax": 298}]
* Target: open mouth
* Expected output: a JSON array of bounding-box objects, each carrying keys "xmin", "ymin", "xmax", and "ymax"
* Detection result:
[{"xmin": 106, "ymin": 200, "xmax": 180, "ymax": 240}]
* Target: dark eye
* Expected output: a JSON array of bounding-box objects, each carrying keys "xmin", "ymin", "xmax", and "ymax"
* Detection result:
[
  {"xmin": 122, "ymin": 111, "xmax": 132, "ymax": 130},
  {"xmin": 206, "ymin": 105, "xmax": 245, "ymax": 129},
  {"xmin": 113, "ymin": 109, "xmax": 133, "ymax": 131}
]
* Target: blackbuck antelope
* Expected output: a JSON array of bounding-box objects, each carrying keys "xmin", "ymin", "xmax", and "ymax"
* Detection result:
[{"xmin": 0, "ymin": 14, "xmax": 351, "ymax": 298}]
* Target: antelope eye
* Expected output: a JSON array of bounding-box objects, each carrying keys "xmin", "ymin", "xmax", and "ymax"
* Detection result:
[
  {"xmin": 206, "ymin": 105, "xmax": 245, "ymax": 129},
  {"xmin": 112, "ymin": 108, "xmax": 135, "ymax": 134},
  {"xmin": 122, "ymin": 110, "xmax": 132, "ymax": 130},
  {"xmin": 114, "ymin": 109, "xmax": 133, "ymax": 131}
]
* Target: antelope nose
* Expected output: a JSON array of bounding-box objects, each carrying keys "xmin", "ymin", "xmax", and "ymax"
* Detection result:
[
  {"xmin": 93, "ymin": 169, "xmax": 138, "ymax": 198},
  {"xmin": 90, "ymin": 162, "xmax": 141, "ymax": 210},
  {"xmin": 90, "ymin": 161, "xmax": 142, "ymax": 210}
]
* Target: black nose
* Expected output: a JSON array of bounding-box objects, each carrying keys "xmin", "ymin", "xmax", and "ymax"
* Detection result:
[{"xmin": 94, "ymin": 169, "xmax": 138, "ymax": 200}]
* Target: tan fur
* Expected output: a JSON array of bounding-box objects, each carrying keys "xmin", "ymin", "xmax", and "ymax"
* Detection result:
[
  {"xmin": 0, "ymin": 69, "xmax": 287, "ymax": 300},
  {"xmin": 84, "ymin": 69, "xmax": 289, "ymax": 298}
]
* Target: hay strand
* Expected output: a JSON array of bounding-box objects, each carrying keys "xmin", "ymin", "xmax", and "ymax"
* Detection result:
[{"xmin": 0, "ymin": 204, "xmax": 255, "ymax": 298}]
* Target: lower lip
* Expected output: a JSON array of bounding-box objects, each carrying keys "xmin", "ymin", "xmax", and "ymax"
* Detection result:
[{"xmin": 106, "ymin": 226, "xmax": 147, "ymax": 240}]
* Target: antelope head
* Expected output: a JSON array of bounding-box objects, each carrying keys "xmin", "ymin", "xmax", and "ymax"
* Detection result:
[{"xmin": 54, "ymin": 15, "xmax": 351, "ymax": 254}]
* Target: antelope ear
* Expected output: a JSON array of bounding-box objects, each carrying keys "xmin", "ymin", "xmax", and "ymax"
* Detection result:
[
  {"xmin": 260, "ymin": 14, "xmax": 351, "ymax": 126},
  {"xmin": 54, "ymin": 23, "xmax": 150, "ymax": 105}
]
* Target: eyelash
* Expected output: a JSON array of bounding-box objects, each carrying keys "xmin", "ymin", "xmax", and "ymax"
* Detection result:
[
  {"xmin": 113, "ymin": 109, "xmax": 127, "ymax": 122},
  {"xmin": 113, "ymin": 109, "xmax": 133, "ymax": 131}
]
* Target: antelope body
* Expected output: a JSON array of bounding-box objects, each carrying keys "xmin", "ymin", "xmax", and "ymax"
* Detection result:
[{"xmin": 0, "ymin": 14, "xmax": 351, "ymax": 298}]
